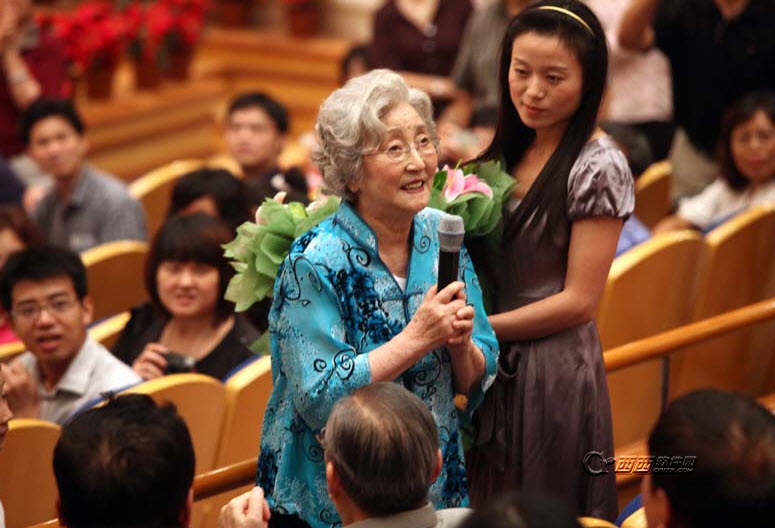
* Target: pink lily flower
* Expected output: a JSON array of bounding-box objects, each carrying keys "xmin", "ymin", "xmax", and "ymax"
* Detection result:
[{"xmin": 441, "ymin": 165, "xmax": 494, "ymax": 202}]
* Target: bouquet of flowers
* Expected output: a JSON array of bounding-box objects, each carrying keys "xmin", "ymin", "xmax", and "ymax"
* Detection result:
[
  {"xmin": 223, "ymin": 196, "xmax": 341, "ymax": 312},
  {"xmin": 429, "ymin": 160, "xmax": 515, "ymax": 238}
]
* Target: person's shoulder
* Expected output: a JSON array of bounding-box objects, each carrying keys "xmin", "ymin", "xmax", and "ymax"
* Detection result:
[
  {"xmin": 417, "ymin": 207, "xmax": 445, "ymax": 227},
  {"xmin": 88, "ymin": 338, "xmax": 142, "ymax": 385},
  {"xmin": 286, "ymin": 214, "xmax": 344, "ymax": 265}
]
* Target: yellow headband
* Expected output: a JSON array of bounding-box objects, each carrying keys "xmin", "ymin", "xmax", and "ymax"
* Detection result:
[{"xmin": 536, "ymin": 6, "xmax": 594, "ymax": 36}]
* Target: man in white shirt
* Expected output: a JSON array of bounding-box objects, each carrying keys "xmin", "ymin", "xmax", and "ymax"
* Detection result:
[{"xmin": 0, "ymin": 246, "xmax": 140, "ymax": 424}]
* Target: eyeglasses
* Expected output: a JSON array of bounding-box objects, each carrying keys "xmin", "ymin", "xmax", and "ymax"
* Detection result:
[
  {"xmin": 11, "ymin": 297, "xmax": 78, "ymax": 323},
  {"xmin": 366, "ymin": 135, "xmax": 437, "ymax": 163}
]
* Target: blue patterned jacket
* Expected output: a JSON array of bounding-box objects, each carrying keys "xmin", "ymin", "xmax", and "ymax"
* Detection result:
[{"xmin": 257, "ymin": 202, "xmax": 499, "ymax": 528}]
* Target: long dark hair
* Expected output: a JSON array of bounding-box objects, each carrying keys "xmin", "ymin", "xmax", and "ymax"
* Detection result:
[
  {"xmin": 716, "ymin": 91, "xmax": 775, "ymax": 190},
  {"xmin": 476, "ymin": 0, "xmax": 608, "ymax": 242}
]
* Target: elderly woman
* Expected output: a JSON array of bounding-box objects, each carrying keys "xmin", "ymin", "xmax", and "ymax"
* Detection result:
[{"xmin": 256, "ymin": 69, "xmax": 498, "ymax": 528}]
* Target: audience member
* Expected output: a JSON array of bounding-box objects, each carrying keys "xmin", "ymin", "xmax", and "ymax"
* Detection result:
[
  {"xmin": 20, "ymin": 98, "xmax": 147, "ymax": 252},
  {"xmin": 225, "ymin": 92, "xmax": 309, "ymax": 207},
  {"xmin": 1, "ymin": 0, "xmax": 70, "ymax": 159},
  {"xmin": 641, "ymin": 389, "xmax": 775, "ymax": 528},
  {"xmin": 340, "ymin": 44, "xmax": 372, "ymax": 85},
  {"xmin": 619, "ymin": 0, "xmax": 775, "ymax": 201},
  {"xmin": 458, "ymin": 492, "xmax": 582, "ymax": 528},
  {"xmin": 112, "ymin": 214, "xmax": 257, "ymax": 381},
  {"xmin": 0, "ymin": 204, "xmax": 41, "ymax": 344},
  {"xmin": 654, "ymin": 91, "xmax": 775, "ymax": 234},
  {"xmin": 53, "ymin": 394, "xmax": 195, "ymax": 528},
  {"xmin": 437, "ymin": 0, "xmax": 530, "ymax": 162},
  {"xmin": 585, "ymin": 0, "xmax": 674, "ymax": 161},
  {"xmin": 0, "ymin": 157, "xmax": 24, "ymax": 205},
  {"xmin": 441, "ymin": 0, "xmax": 531, "ymax": 129},
  {"xmin": 0, "ymin": 363, "xmax": 13, "ymax": 528},
  {"xmin": 0, "ymin": 246, "xmax": 140, "ymax": 424},
  {"xmin": 224, "ymin": 383, "xmax": 471, "ymax": 528},
  {"xmin": 168, "ymin": 168, "xmax": 252, "ymax": 233},
  {"xmin": 370, "ymin": 0, "xmax": 472, "ymax": 115}
]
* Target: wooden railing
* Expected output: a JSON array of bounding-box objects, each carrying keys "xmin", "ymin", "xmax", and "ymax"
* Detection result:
[{"xmin": 604, "ymin": 296, "xmax": 775, "ymax": 413}]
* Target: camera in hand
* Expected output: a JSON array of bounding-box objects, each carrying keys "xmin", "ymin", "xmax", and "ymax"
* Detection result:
[{"xmin": 164, "ymin": 352, "xmax": 196, "ymax": 374}]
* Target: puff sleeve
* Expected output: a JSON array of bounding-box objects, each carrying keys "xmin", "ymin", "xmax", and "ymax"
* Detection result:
[{"xmin": 567, "ymin": 140, "xmax": 635, "ymax": 221}]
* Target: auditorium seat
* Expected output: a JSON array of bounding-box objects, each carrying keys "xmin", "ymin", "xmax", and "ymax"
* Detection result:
[
  {"xmin": 578, "ymin": 517, "xmax": 618, "ymax": 527},
  {"xmin": 128, "ymin": 159, "xmax": 205, "ymax": 239},
  {"xmin": 88, "ymin": 311, "xmax": 131, "ymax": 350},
  {"xmin": 0, "ymin": 419, "xmax": 60, "ymax": 527},
  {"xmin": 216, "ymin": 355, "xmax": 272, "ymax": 467},
  {"xmin": 599, "ymin": 230, "xmax": 704, "ymax": 447},
  {"xmin": 119, "ymin": 373, "xmax": 226, "ymax": 474},
  {"xmin": 81, "ymin": 240, "xmax": 149, "ymax": 321},
  {"xmin": 0, "ymin": 340, "xmax": 24, "ymax": 363},
  {"xmin": 634, "ymin": 160, "xmax": 672, "ymax": 228},
  {"xmin": 672, "ymin": 204, "xmax": 775, "ymax": 396}
]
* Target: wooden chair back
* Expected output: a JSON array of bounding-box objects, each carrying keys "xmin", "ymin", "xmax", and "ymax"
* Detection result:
[
  {"xmin": 120, "ymin": 373, "xmax": 227, "ymax": 474},
  {"xmin": 88, "ymin": 311, "xmax": 131, "ymax": 350},
  {"xmin": 672, "ymin": 205, "xmax": 775, "ymax": 395},
  {"xmin": 0, "ymin": 419, "xmax": 61, "ymax": 528},
  {"xmin": 634, "ymin": 160, "xmax": 672, "ymax": 228},
  {"xmin": 128, "ymin": 159, "xmax": 205, "ymax": 239},
  {"xmin": 598, "ymin": 230, "xmax": 704, "ymax": 447},
  {"xmin": 81, "ymin": 240, "xmax": 149, "ymax": 322},
  {"xmin": 0, "ymin": 340, "xmax": 24, "ymax": 363},
  {"xmin": 216, "ymin": 356, "xmax": 272, "ymax": 467},
  {"xmin": 578, "ymin": 518, "xmax": 618, "ymax": 528}
]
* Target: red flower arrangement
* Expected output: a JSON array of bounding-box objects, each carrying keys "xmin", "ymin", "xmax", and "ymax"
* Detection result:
[
  {"xmin": 40, "ymin": 1, "xmax": 127, "ymax": 71},
  {"xmin": 124, "ymin": 0, "xmax": 210, "ymax": 63}
]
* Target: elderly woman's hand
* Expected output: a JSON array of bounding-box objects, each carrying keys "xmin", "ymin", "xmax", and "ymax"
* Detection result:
[{"xmin": 404, "ymin": 282, "xmax": 468, "ymax": 351}]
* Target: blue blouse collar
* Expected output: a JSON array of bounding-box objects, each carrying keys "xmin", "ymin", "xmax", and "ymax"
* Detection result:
[{"xmin": 335, "ymin": 201, "xmax": 425, "ymax": 258}]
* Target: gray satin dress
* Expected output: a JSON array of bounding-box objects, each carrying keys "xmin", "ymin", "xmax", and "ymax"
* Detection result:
[{"xmin": 467, "ymin": 137, "xmax": 635, "ymax": 520}]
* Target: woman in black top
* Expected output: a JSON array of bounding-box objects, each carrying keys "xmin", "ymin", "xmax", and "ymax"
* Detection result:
[{"xmin": 113, "ymin": 214, "xmax": 258, "ymax": 381}]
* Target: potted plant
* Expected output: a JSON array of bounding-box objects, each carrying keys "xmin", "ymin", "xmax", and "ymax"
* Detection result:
[{"xmin": 41, "ymin": 1, "xmax": 126, "ymax": 99}]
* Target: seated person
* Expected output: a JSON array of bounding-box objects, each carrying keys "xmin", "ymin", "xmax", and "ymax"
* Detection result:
[
  {"xmin": 223, "ymin": 382, "xmax": 471, "ymax": 528},
  {"xmin": 53, "ymin": 394, "xmax": 195, "ymax": 528},
  {"xmin": 654, "ymin": 92, "xmax": 775, "ymax": 234},
  {"xmin": 641, "ymin": 389, "xmax": 775, "ymax": 528},
  {"xmin": 458, "ymin": 492, "xmax": 582, "ymax": 528},
  {"xmin": 112, "ymin": 214, "xmax": 258, "ymax": 381},
  {"xmin": 20, "ymin": 98, "xmax": 147, "ymax": 252},
  {"xmin": 340, "ymin": 44, "xmax": 372, "ymax": 85},
  {"xmin": 168, "ymin": 168, "xmax": 252, "ymax": 233},
  {"xmin": 0, "ymin": 246, "xmax": 140, "ymax": 424},
  {"xmin": 224, "ymin": 92, "xmax": 309, "ymax": 206},
  {"xmin": 0, "ymin": 157, "xmax": 25, "ymax": 205},
  {"xmin": 0, "ymin": 204, "xmax": 41, "ymax": 344}
]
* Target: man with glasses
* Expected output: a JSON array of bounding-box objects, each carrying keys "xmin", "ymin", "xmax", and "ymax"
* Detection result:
[{"xmin": 0, "ymin": 246, "xmax": 139, "ymax": 424}]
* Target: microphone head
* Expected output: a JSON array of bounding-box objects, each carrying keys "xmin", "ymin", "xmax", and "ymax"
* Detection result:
[{"xmin": 438, "ymin": 214, "xmax": 465, "ymax": 252}]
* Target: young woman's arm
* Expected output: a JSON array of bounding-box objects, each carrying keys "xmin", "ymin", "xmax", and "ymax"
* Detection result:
[{"xmin": 489, "ymin": 216, "xmax": 622, "ymax": 341}]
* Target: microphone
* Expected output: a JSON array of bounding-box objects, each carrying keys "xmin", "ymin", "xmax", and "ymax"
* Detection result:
[{"xmin": 437, "ymin": 214, "xmax": 465, "ymax": 290}]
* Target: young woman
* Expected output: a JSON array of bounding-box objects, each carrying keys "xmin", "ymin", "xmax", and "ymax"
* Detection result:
[
  {"xmin": 467, "ymin": 1, "xmax": 633, "ymax": 520},
  {"xmin": 653, "ymin": 91, "xmax": 775, "ymax": 234},
  {"xmin": 112, "ymin": 214, "xmax": 258, "ymax": 381}
]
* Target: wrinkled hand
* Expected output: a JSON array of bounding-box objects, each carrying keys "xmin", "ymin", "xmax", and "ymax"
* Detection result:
[
  {"xmin": 219, "ymin": 487, "xmax": 271, "ymax": 528},
  {"xmin": 132, "ymin": 343, "xmax": 169, "ymax": 380},
  {"xmin": 405, "ymin": 282, "xmax": 468, "ymax": 351},
  {"xmin": 2, "ymin": 359, "xmax": 40, "ymax": 418}
]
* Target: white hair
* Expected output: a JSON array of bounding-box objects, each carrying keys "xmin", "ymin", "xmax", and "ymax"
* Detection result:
[{"xmin": 313, "ymin": 69, "xmax": 438, "ymax": 201}]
